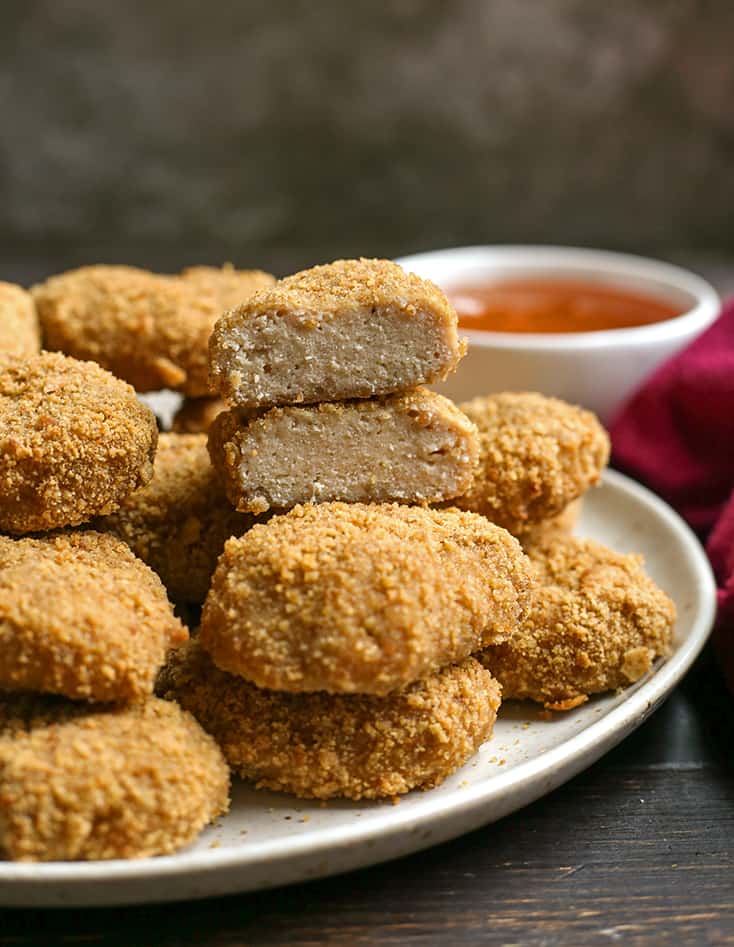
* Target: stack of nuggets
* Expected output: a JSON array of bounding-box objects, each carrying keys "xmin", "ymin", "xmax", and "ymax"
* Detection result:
[
  {"xmin": 160, "ymin": 502, "xmax": 533, "ymax": 800},
  {"xmin": 0, "ymin": 349, "xmax": 230, "ymax": 861},
  {"xmin": 206, "ymin": 258, "xmax": 480, "ymax": 513},
  {"xmin": 157, "ymin": 259, "xmax": 530, "ymax": 799}
]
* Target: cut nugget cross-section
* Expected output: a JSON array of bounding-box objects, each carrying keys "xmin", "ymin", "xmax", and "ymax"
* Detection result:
[
  {"xmin": 208, "ymin": 258, "xmax": 466, "ymax": 408},
  {"xmin": 208, "ymin": 388, "xmax": 479, "ymax": 514}
]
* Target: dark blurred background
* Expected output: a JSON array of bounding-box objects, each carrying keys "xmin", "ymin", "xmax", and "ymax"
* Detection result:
[{"xmin": 1, "ymin": 0, "xmax": 733, "ymax": 281}]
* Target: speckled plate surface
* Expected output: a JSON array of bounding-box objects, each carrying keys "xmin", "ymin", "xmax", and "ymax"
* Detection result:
[{"xmin": 0, "ymin": 469, "xmax": 717, "ymax": 907}]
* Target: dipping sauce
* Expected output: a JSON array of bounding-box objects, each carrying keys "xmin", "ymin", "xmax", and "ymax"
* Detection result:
[{"xmin": 448, "ymin": 278, "xmax": 685, "ymax": 334}]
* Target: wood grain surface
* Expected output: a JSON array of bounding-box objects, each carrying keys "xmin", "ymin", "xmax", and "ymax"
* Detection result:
[{"xmin": 3, "ymin": 652, "xmax": 732, "ymax": 947}]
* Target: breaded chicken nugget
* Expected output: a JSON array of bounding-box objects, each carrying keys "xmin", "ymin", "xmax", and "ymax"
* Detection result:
[
  {"xmin": 172, "ymin": 396, "xmax": 228, "ymax": 434},
  {"xmin": 208, "ymin": 258, "xmax": 465, "ymax": 408},
  {"xmin": 0, "ymin": 282, "xmax": 40, "ymax": 359},
  {"xmin": 0, "ymin": 353, "xmax": 157, "ymax": 533},
  {"xmin": 96, "ymin": 433, "xmax": 258, "ymax": 604},
  {"xmin": 200, "ymin": 502, "xmax": 532, "ymax": 695},
  {"xmin": 518, "ymin": 498, "xmax": 582, "ymax": 550},
  {"xmin": 0, "ymin": 531, "xmax": 187, "ymax": 701},
  {"xmin": 0, "ymin": 694, "xmax": 229, "ymax": 861},
  {"xmin": 478, "ymin": 535, "xmax": 676, "ymax": 710},
  {"xmin": 158, "ymin": 640, "xmax": 500, "ymax": 800},
  {"xmin": 33, "ymin": 264, "xmax": 274, "ymax": 396},
  {"xmin": 453, "ymin": 392, "xmax": 609, "ymax": 534},
  {"xmin": 208, "ymin": 388, "xmax": 479, "ymax": 515}
]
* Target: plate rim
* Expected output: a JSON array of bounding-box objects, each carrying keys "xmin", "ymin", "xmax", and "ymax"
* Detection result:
[{"xmin": 0, "ymin": 469, "xmax": 718, "ymax": 894}]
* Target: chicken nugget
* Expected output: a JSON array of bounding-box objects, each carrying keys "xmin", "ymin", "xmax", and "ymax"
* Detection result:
[
  {"xmin": 208, "ymin": 258, "xmax": 465, "ymax": 408},
  {"xmin": 0, "ymin": 353, "xmax": 157, "ymax": 533},
  {"xmin": 172, "ymin": 396, "xmax": 228, "ymax": 433},
  {"xmin": 478, "ymin": 535, "xmax": 676, "ymax": 709},
  {"xmin": 96, "ymin": 433, "xmax": 258, "ymax": 604},
  {"xmin": 0, "ymin": 531, "xmax": 187, "ymax": 701},
  {"xmin": 200, "ymin": 502, "xmax": 532, "ymax": 695},
  {"xmin": 0, "ymin": 282, "xmax": 40, "ymax": 359},
  {"xmin": 158, "ymin": 640, "xmax": 500, "ymax": 801},
  {"xmin": 208, "ymin": 388, "xmax": 479, "ymax": 515},
  {"xmin": 453, "ymin": 392, "xmax": 609, "ymax": 534},
  {"xmin": 33, "ymin": 264, "xmax": 274, "ymax": 396},
  {"xmin": 0, "ymin": 694, "xmax": 229, "ymax": 861}
]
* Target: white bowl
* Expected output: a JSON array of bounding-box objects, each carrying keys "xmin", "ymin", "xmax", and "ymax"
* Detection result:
[{"xmin": 395, "ymin": 246, "xmax": 720, "ymax": 424}]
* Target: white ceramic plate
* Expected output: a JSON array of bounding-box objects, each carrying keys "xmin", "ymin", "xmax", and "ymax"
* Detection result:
[{"xmin": 0, "ymin": 470, "xmax": 716, "ymax": 907}]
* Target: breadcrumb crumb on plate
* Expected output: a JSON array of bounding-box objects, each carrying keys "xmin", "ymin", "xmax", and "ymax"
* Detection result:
[{"xmin": 0, "ymin": 470, "xmax": 716, "ymax": 906}]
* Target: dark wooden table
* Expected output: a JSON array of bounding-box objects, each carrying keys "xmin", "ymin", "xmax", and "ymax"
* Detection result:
[
  {"xmin": 2, "ymin": 257, "xmax": 733, "ymax": 945},
  {"xmin": 3, "ymin": 651, "xmax": 732, "ymax": 946}
]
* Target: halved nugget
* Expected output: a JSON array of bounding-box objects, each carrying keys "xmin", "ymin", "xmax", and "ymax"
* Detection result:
[
  {"xmin": 0, "ymin": 282, "xmax": 40, "ymax": 359},
  {"xmin": 208, "ymin": 388, "xmax": 479, "ymax": 514},
  {"xmin": 96, "ymin": 433, "xmax": 258, "ymax": 604},
  {"xmin": 0, "ymin": 531, "xmax": 187, "ymax": 701},
  {"xmin": 200, "ymin": 502, "xmax": 532, "ymax": 694},
  {"xmin": 478, "ymin": 535, "xmax": 676, "ymax": 710},
  {"xmin": 33, "ymin": 264, "xmax": 274, "ymax": 395},
  {"xmin": 0, "ymin": 353, "xmax": 158, "ymax": 533},
  {"xmin": 208, "ymin": 258, "xmax": 465, "ymax": 408},
  {"xmin": 0, "ymin": 694, "xmax": 229, "ymax": 861},
  {"xmin": 158, "ymin": 640, "xmax": 500, "ymax": 801},
  {"xmin": 453, "ymin": 392, "xmax": 610, "ymax": 534}
]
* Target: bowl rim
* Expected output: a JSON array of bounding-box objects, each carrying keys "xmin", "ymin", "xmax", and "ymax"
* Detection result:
[{"xmin": 395, "ymin": 245, "xmax": 721, "ymax": 350}]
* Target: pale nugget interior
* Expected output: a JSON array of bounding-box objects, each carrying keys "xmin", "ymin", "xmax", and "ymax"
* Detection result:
[
  {"xmin": 211, "ymin": 304, "xmax": 462, "ymax": 407},
  {"xmin": 215, "ymin": 392, "xmax": 478, "ymax": 513}
]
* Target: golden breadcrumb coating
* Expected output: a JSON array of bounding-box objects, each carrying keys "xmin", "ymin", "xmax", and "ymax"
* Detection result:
[
  {"xmin": 0, "ymin": 282, "xmax": 40, "ymax": 359},
  {"xmin": 172, "ymin": 396, "xmax": 228, "ymax": 434},
  {"xmin": 96, "ymin": 433, "xmax": 258, "ymax": 604},
  {"xmin": 453, "ymin": 392, "xmax": 609, "ymax": 534},
  {"xmin": 0, "ymin": 353, "xmax": 158, "ymax": 534},
  {"xmin": 207, "ymin": 388, "xmax": 480, "ymax": 514},
  {"xmin": 478, "ymin": 535, "xmax": 676, "ymax": 709},
  {"xmin": 200, "ymin": 502, "xmax": 532, "ymax": 695},
  {"xmin": 209, "ymin": 258, "xmax": 465, "ymax": 408},
  {"xmin": 33, "ymin": 264, "xmax": 274, "ymax": 396},
  {"xmin": 0, "ymin": 694, "xmax": 229, "ymax": 861},
  {"xmin": 519, "ymin": 498, "xmax": 583, "ymax": 550},
  {"xmin": 0, "ymin": 531, "xmax": 187, "ymax": 701},
  {"xmin": 158, "ymin": 640, "xmax": 501, "ymax": 801}
]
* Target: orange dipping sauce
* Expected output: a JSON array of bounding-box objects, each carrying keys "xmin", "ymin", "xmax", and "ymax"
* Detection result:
[{"xmin": 448, "ymin": 278, "xmax": 685, "ymax": 334}]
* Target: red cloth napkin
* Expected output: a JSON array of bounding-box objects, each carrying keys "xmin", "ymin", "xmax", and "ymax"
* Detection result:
[{"xmin": 611, "ymin": 298, "xmax": 734, "ymax": 690}]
